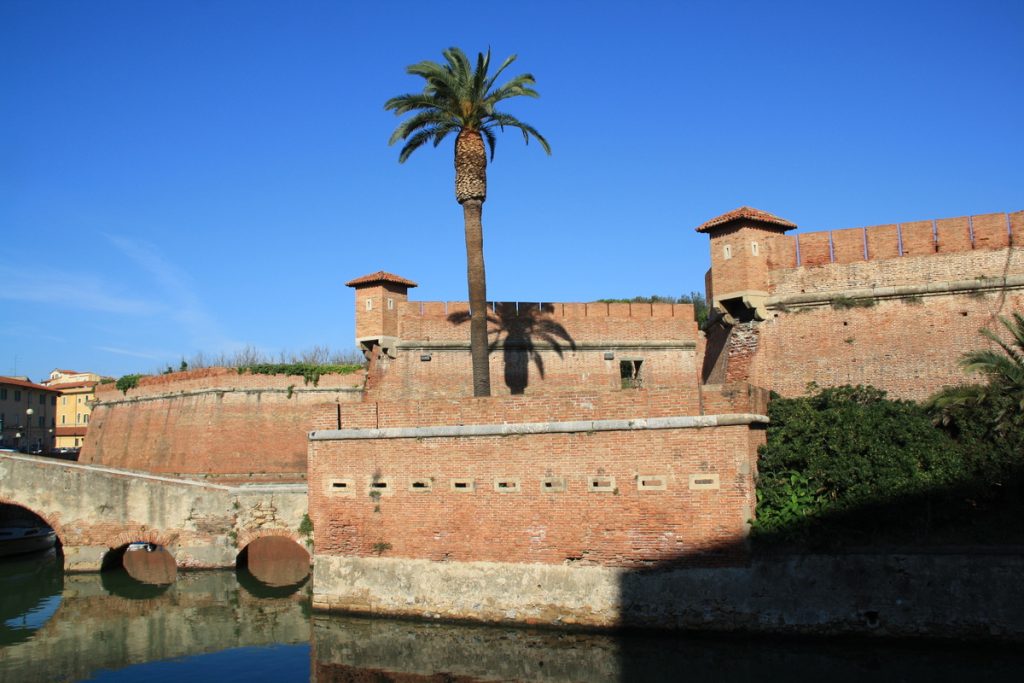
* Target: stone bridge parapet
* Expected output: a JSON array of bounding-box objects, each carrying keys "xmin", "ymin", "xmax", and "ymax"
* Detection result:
[{"xmin": 0, "ymin": 453, "xmax": 308, "ymax": 571}]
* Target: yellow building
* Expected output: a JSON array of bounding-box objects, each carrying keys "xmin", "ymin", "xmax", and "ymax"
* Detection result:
[{"xmin": 42, "ymin": 369, "xmax": 107, "ymax": 450}]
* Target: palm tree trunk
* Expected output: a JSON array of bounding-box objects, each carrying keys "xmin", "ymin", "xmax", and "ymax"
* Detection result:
[{"xmin": 462, "ymin": 199, "xmax": 491, "ymax": 397}]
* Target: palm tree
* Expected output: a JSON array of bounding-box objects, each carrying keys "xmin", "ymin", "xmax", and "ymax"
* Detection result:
[
  {"xmin": 960, "ymin": 312, "xmax": 1024, "ymax": 428},
  {"xmin": 385, "ymin": 47, "xmax": 550, "ymax": 397},
  {"xmin": 928, "ymin": 312, "xmax": 1024, "ymax": 434}
]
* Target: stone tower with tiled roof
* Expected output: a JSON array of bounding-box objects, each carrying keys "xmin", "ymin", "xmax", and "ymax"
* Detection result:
[
  {"xmin": 697, "ymin": 206, "xmax": 797, "ymax": 322},
  {"xmin": 345, "ymin": 271, "xmax": 418, "ymax": 356}
]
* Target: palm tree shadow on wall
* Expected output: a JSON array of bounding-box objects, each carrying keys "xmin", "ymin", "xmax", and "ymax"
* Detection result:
[{"xmin": 448, "ymin": 303, "xmax": 576, "ymax": 394}]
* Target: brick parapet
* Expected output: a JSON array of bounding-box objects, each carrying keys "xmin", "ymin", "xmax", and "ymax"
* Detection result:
[
  {"xmin": 332, "ymin": 384, "xmax": 762, "ymax": 431},
  {"xmin": 395, "ymin": 301, "xmax": 698, "ymax": 344},
  {"xmin": 93, "ymin": 366, "xmax": 365, "ymax": 402},
  {"xmin": 83, "ymin": 370, "xmax": 364, "ymax": 476}
]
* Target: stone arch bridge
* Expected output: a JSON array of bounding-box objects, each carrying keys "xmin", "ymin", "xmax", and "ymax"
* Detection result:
[{"xmin": 0, "ymin": 453, "xmax": 309, "ymax": 571}]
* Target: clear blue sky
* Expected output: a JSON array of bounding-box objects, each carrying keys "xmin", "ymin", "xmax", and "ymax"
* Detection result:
[{"xmin": 2, "ymin": 0, "xmax": 1022, "ymax": 380}]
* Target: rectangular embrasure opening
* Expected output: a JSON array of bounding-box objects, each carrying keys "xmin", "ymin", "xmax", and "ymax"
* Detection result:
[
  {"xmin": 688, "ymin": 473, "xmax": 720, "ymax": 490},
  {"xmin": 409, "ymin": 478, "xmax": 433, "ymax": 492},
  {"xmin": 494, "ymin": 478, "xmax": 521, "ymax": 493},
  {"xmin": 541, "ymin": 477, "xmax": 566, "ymax": 492},
  {"xmin": 638, "ymin": 475, "xmax": 667, "ymax": 491},
  {"xmin": 327, "ymin": 478, "xmax": 354, "ymax": 495},
  {"xmin": 451, "ymin": 478, "xmax": 475, "ymax": 492},
  {"xmin": 589, "ymin": 476, "xmax": 616, "ymax": 492},
  {"xmin": 368, "ymin": 479, "xmax": 392, "ymax": 496}
]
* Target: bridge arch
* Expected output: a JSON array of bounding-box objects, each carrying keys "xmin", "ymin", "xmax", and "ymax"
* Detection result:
[
  {"xmin": 1, "ymin": 454, "xmax": 309, "ymax": 572},
  {"xmin": 235, "ymin": 527, "xmax": 307, "ymax": 551},
  {"xmin": 236, "ymin": 530, "xmax": 311, "ymax": 588},
  {"xmin": 0, "ymin": 495, "xmax": 68, "ymax": 550}
]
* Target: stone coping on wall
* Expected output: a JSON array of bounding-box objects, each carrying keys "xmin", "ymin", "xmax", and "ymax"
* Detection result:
[
  {"xmin": 766, "ymin": 273, "xmax": 1024, "ymax": 309},
  {"xmin": 95, "ymin": 385, "xmax": 364, "ymax": 407},
  {"xmin": 395, "ymin": 339, "xmax": 698, "ymax": 350},
  {"xmin": 0, "ymin": 452, "xmax": 308, "ymax": 494},
  {"xmin": 310, "ymin": 413, "xmax": 769, "ymax": 442}
]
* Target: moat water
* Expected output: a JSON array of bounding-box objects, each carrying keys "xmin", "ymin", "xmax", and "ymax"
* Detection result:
[{"xmin": 2, "ymin": 550, "xmax": 1023, "ymax": 682}]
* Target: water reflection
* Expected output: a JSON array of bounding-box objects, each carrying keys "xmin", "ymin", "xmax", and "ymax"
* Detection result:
[
  {"xmin": 0, "ymin": 558, "xmax": 309, "ymax": 683},
  {"xmin": 1, "ymin": 553, "xmax": 1023, "ymax": 683},
  {"xmin": 312, "ymin": 614, "xmax": 1024, "ymax": 683},
  {"xmin": 121, "ymin": 544, "xmax": 176, "ymax": 584},
  {"xmin": 0, "ymin": 548, "xmax": 62, "ymax": 646}
]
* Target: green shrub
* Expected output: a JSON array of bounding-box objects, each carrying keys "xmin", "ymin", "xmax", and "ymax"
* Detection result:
[
  {"xmin": 115, "ymin": 374, "xmax": 145, "ymax": 395},
  {"xmin": 236, "ymin": 362, "xmax": 363, "ymax": 387},
  {"xmin": 753, "ymin": 385, "xmax": 963, "ymax": 545}
]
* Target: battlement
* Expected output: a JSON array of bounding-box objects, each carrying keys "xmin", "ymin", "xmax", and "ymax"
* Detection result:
[
  {"xmin": 768, "ymin": 211, "xmax": 1019, "ymax": 272},
  {"xmin": 398, "ymin": 300, "xmax": 695, "ymax": 320}
]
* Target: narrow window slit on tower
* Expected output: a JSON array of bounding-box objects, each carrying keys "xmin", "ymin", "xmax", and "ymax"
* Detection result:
[{"xmin": 620, "ymin": 360, "xmax": 643, "ymax": 389}]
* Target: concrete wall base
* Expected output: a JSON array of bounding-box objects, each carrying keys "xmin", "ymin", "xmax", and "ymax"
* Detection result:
[
  {"xmin": 313, "ymin": 553, "xmax": 1024, "ymax": 640},
  {"xmin": 62, "ymin": 545, "xmax": 106, "ymax": 572}
]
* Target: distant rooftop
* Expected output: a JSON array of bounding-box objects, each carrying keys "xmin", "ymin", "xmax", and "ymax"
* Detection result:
[
  {"xmin": 695, "ymin": 206, "xmax": 797, "ymax": 233},
  {"xmin": 0, "ymin": 376, "xmax": 59, "ymax": 392},
  {"xmin": 46, "ymin": 381, "xmax": 99, "ymax": 391},
  {"xmin": 345, "ymin": 271, "xmax": 418, "ymax": 288}
]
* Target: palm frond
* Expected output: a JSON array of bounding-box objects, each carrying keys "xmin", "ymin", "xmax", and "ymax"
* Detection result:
[
  {"xmin": 484, "ymin": 113, "xmax": 551, "ymax": 154},
  {"xmin": 386, "ymin": 47, "xmax": 549, "ymax": 163},
  {"xmin": 480, "ymin": 126, "xmax": 497, "ymax": 160},
  {"xmin": 472, "ymin": 49, "xmax": 490, "ymax": 101},
  {"xmin": 388, "ymin": 110, "xmax": 451, "ymax": 146},
  {"xmin": 431, "ymin": 123, "xmax": 458, "ymax": 148},
  {"xmin": 384, "ymin": 93, "xmax": 444, "ymax": 115},
  {"xmin": 484, "ymin": 53, "xmax": 518, "ymax": 92}
]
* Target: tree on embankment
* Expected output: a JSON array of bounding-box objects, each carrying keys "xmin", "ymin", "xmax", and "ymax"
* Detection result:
[{"xmin": 386, "ymin": 47, "xmax": 550, "ymax": 397}]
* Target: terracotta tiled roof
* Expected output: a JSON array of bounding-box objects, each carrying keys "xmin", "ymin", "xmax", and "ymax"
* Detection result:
[
  {"xmin": 345, "ymin": 271, "xmax": 418, "ymax": 288},
  {"xmin": 0, "ymin": 376, "xmax": 60, "ymax": 393},
  {"xmin": 56, "ymin": 427, "xmax": 88, "ymax": 437},
  {"xmin": 695, "ymin": 206, "xmax": 797, "ymax": 233}
]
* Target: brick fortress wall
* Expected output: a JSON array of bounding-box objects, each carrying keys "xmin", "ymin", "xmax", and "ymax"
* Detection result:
[
  {"xmin": 82, "ymin": 368, "xmax": 364, "ymax": 478},
  {"xmin": 707, "ymin": 211, "xmax": 1024, "ymax": 399},
  {"xmin": 366, "ymin": 300, "xmax": 701, "ymax": 400},
  {"xmin": 309, "ymin": 384, "xmax": 766, "ymax": 562}
]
